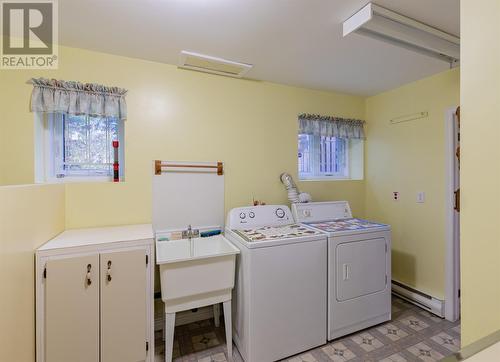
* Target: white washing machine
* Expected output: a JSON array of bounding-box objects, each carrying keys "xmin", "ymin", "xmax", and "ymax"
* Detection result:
[
  {"xmin": 225, "ymin": 205, "xmax": 327, "ymax": 362},
  {"xmin": 292, "ymin": 201, "xmax": 391, "ymax": 340}
]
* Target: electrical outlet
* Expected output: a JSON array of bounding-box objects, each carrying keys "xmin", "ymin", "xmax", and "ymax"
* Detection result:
[
  {"xmin": 393, "ymin": 191, "xmax": 399, "ymax": 201},
  {"xmin": 416, "ymin": 192, "xmax": 425, "ymax": 203}
]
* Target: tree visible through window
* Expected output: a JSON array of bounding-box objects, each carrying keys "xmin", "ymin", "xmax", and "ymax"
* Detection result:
[
  {"xmin": 298, "ymin": 134, "xmax": 348, "ymax": 179},
  {"xmin": 48, "ymin": 114, "xmax": 124, "ymax": 179}
]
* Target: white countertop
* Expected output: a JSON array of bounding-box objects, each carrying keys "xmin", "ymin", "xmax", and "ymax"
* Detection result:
[
  {"xmin": 156, "ymin": 234, "xmax": 239, "ymax": 265},
  {"xmin": 38, "ymin": 224, "xmax": 153, "ymax": 251}
]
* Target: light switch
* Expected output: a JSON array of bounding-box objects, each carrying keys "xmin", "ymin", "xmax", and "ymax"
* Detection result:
[{"xmin": 416, "ymin": 192, "xmax": 425, "ymax": 203}]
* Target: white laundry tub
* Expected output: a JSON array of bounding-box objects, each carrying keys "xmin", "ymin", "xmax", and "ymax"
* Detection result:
[
  {"xmin": 156, "ymin": 235, "xmax": 239, "ymax": 309},
  {"xmin": 156, "ymin": 234, "xmax": 240, "ymax": 362}
]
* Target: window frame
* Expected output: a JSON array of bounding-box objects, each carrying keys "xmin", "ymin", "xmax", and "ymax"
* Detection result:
[
  {"xmin": 36, "ymin": 113, "xmax": 125, "ymax": 183},
  {"xmin": 298, "ymin": 134, "xmax": 351, "ymax": 181}
]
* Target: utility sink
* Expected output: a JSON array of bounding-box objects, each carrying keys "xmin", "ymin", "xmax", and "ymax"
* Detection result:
[{"xmin": 156, "ymin": 234, "xmax": 240, "ymax": 309}]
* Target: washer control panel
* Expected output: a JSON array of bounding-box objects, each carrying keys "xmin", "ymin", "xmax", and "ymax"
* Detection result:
[
  {"xmin": 227, "ymin": 205, "xmax": 293, "ymax": 229},
  {"xmin": 291, "ymin": 201, "xmax": 352, "ymax": 223}
]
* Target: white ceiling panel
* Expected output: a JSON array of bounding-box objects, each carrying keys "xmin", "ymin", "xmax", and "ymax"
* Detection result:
[{"xmin": 58, "ymin": 0, "xmax": 460, "ymax": 95}]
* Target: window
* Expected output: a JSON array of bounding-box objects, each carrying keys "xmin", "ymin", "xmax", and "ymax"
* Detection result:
[
  {"xmin": 298, "ymin": 134, "xmax": 363, "ymax": 180},
  {"xmin": 37, "ymin": 113, "xmax": 124, "ymax": 182}
]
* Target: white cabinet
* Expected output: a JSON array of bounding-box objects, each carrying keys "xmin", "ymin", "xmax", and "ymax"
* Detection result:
[
  {"xmin": 45, "ymin": 253, "xmax": 100, "ymax": 362},
  {"xmin": 36, "ymin": 224, "xmax": 154, "ymax": 362},
  {"xmin": 100, "ymin": 249, "xmax": 148, "ymax": 362}
]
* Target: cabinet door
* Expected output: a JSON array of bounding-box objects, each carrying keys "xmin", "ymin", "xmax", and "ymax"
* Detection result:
[
  {"xmin": 100, "ymin": 249, "xmax": 147, "ymax": 362},
  {"xmin": 46, "ymin": 254, "xmax": 100, "ymax": 362}
]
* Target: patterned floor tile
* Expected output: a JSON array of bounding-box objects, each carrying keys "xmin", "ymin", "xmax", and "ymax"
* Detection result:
[
  {"xmin": 407, "ymin": 342, "xmax": 445, "ymax": 361},
  {"xmin": 431, "ymin": 332, "xmax": 460, "ymax": 352},
  {"xmin": 377, "ymin": 323, "xmax": 409, "ymax": 341},
  {"xmin": 393, "ymin": 298, "xmax": 416, "ymax": 310},
  {"xmin": 418, "ymin": 310, "xmax": 443, "ymax": 323},
  {"xmin": 198, "ymin": 352, "xmax": 227, "ymax": 362},
  {"xmin": 192, "ymin": 332, "xmax": 220, "ymax": 351},
  {"xmin": 399, "ymin": 315, "xmax": 430, "ymax": 331},
  {"xmin": 155, "ymin": 296, "xmax": 460, "ymax": 362},
  {"xmin": 379, "ymin": 353, "xmax": 408, "ymax": 362},
  {"xmin": 351, "ymin": 332, "xmax": 384, "ymax": 352},
  {"xmin": 321, "ymin": 342, "xmax": 357, "ymax": 361},
  {"xmin": 189, "ymin": 319, "xmax": 213, "ymax": 330},
  {"xmin": 392, "ymin": 305, "xmax": 402, "ymax": 314}
]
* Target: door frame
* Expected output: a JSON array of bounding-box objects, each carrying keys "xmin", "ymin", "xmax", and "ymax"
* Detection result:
[{"xmin": 444, "ymin": 107, "xmax": 460, "ymax": 322}]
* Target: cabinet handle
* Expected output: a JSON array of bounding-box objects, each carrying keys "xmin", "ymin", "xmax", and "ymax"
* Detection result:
[
  {"xmin": 107, "ymin": 260, "xmax": 112, "ymax": 282},
  {"xmin": 86, "ymin": 264, "xmax": 92, "ymax": 286}
]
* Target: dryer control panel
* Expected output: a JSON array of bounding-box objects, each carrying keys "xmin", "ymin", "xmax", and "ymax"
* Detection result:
[
  {"xmin": 226, "ymin": 205, "xmax": 293, "ymax": 229},
  {"xmin": 292, "ymin": 201, "xmax": 352, "ymax": 223}
]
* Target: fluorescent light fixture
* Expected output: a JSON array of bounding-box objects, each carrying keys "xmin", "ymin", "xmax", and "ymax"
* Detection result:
[
  {"xmin": 343, "ymin": 3, "xmax": 460, "ymax": 64},
  {"xmin": 179, "ymin": 51, "xmax": 253, "ymax": 78}
]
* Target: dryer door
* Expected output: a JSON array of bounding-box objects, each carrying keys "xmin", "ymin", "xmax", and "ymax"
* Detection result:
[{"xmin": 336, "ymin": 237, "xmax": 387, "ymax": 301}]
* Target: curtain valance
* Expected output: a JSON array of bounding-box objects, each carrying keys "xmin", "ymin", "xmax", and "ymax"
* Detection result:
[
  {"xmin": 298, "ymin": 113, "xmax": 365, "ymax": 139},
  {"xmin": 30, "ymin": 78, "xmax": 127, "ymax": 120}
]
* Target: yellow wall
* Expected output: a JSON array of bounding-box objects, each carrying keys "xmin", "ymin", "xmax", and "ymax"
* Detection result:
[
  {"xmin": 460, "ymin": 0, "xmax": 500, "ymax": 346},
  {"xmin": 0, "ymin": 41, "xmax": 471, "ymax": 354},
  {"xmin": 0, "ymin": 46, "xmax": 366, "ymax": 228},
  {"xmin": 0, "ymin": 184, "xmax": 65, "ymax": 362},
  {"xmin": 365, "ymin": 68, "xmax": 459, "ymax": 300}
]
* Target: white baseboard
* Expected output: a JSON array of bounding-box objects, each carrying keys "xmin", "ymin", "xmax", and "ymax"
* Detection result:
[{"xmin": 392, "ymin": 281, "xmax": 444, "ymax": 318}]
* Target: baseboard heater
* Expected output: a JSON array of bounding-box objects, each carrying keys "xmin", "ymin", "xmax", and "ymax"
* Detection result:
[{"xmin": 392, "ymin": 280, "xmax": 444, "ymax": 318}]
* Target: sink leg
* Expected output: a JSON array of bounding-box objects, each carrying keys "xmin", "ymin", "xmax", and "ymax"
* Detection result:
[
  {"xmin": 223, "ymin": 300, "xmax": 233, "ymax": 362},
  {"xmin": 165, "ymin": 312, "xmax": 176, "ymax": 362},
  {"xmin": 213, "ymin": 303, "xmax": 221, "ymax": 327}
]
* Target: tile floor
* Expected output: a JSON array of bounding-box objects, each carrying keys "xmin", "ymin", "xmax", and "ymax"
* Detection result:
[{"xmin": 155, "ymin": 296, "xmax": 460, "ymax": 362}]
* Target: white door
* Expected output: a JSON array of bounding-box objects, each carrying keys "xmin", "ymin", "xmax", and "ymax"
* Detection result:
[
  {"xmin": 336, "ymin": 238, "xmax": 387, "ymax": 301},
  {"xmin": 45, "ymin": 254, "xmax": 100, "ymax": 362},
  {"xmin": 453, "ymin": 107, "xmax": 461, "ymax": 316},
  {"xmin": 100, "ymin": 249, "xmax": 148, "ymax": 362},
  {"xmin": 445, "ymin": 106, "xmax": 461, "ymax": 322}
]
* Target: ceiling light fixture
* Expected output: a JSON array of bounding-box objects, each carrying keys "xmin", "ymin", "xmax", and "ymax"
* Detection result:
[{"xmin": 343, "ymin": 3, "xmax": 460, "ymax": 65}]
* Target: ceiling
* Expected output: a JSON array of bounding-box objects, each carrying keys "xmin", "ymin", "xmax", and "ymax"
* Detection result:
[{"xmin": 58, "ymin": 0, "xmax": 460, "ymax": 96}]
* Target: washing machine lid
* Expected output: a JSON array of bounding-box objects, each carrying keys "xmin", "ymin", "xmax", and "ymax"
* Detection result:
[
  {"xmin": 234, "ymin": 223, "xmax": 323, "ymax": 243},
  {"xmin": 292, "ymin": 201, "xmax": 352, "ymax": 223},
  {"xmin": 307, "ymin": 218, "xmax": 390, "ymax": 235}
]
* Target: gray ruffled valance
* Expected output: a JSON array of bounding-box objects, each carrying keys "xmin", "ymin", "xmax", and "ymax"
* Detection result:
[
  {"xmin": 30, "ymin": 78, "xmax": 127, "ymax": 120},
  {"xmin": 299, "ymin": 113, "xmax": 365, "ymax": 139}
]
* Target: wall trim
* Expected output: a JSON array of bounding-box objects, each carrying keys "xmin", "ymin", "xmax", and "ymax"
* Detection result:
[{"xmin": 444, "ymin": 106, "xmax": 460, "ymax": 322}]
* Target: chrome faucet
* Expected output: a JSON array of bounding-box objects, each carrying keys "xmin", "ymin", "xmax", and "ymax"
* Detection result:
[{"xmin": 182, "ymin": 225, "xmax": 199, "ymax": 240}]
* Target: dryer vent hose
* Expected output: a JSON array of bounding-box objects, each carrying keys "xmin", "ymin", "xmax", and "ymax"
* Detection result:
[{"xmin": 280, "ymin": 173, "xmax": 300, "ymax": 204}]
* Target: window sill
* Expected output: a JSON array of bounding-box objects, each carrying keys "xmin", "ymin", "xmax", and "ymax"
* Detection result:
[
  {"xmin": 41, "ymin": 176, "xmax": 124, "ymax": 184},
  {"xmin": 299, "ymin": 177, "xmax": 361, "ymax": 182}
]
